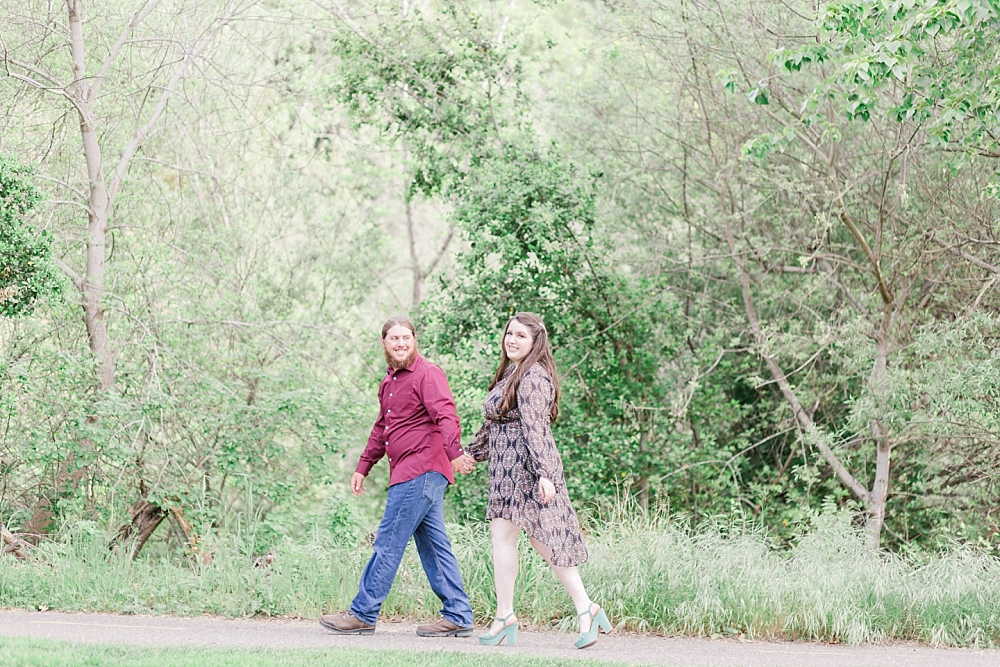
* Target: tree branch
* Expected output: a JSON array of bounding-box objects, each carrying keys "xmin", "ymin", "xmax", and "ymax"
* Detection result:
[
  {"xmin": 52, "ymin": 257, "xmax": 83, "ymax": 293},
  {"xmin": 0, "ymin": 35, "xmax": 82, "ymax": 113},
  {"xmin": 421, "ymin": 221, "xmax": 456, "ymax": 279},
  {"xmin": 91, "ymin": 0, "xmax": 164, "ymax": 101},
  {"xmin": 725, "ymin": 225, "xmax": 870, "ymax": 502},
  {"xmin": 108, "ymin": 20, "xmax": 228, "ymax": 204},
  {"xmin": 831, "ymin": 177, "xmax": 894, "ymax": 306},
  {"xmin": 496, "ymin": 0, "xmax": 516, "ymax": 46}
]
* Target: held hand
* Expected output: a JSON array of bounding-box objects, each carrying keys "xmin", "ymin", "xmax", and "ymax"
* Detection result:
[
  {"xmin": 538, "ymin": 477, "xmax": 556, "ymax": 504},
  {"xmin": 451, "ymin": 453, "xmax": 476, "ymax": 475},
  {"xmin": 351, "ymin": 472, "xmax": 366, "ymax": 496}
]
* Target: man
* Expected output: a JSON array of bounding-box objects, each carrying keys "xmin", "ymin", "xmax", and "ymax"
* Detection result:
[{"xmin": 320, "ymin": 317, "xmax": 476, "ymax": 637}]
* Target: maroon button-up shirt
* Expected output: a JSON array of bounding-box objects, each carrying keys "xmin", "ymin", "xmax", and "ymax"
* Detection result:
[{"xmin": 355, "ymin": 354, "xmax": 465, "ymax": 486}]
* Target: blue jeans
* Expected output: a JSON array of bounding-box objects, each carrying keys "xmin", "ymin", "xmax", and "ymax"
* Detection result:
[{"xmin": 350, "ymin": 471, "xmax": 473, "ymax": 627}]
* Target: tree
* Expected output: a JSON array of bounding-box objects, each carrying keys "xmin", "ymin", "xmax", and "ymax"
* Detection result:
[
  {"xmin": 0, "ymin": 155, "xmax": 62, "ymax": 561},
  {"xmin": 0, "ymin": 156, "xmax": 62, "ymax": 318},
  {"xmin": 559, "ymin": 0, "xmax": 1000, "ymax": 548},
  {"xmin": 1, "ymin": 0, "xmax": 384, "ymax": 555},
  {"xmin": 814, "ymin": 0, "xmax": 1000, "ymax": 153},
  {"xmin": 329, "ymin": 1, "xmax": 684, "ymax": 513},
  {"xmin": 1, "ymin": 0, "xmax": 265, "ymax": 542}
]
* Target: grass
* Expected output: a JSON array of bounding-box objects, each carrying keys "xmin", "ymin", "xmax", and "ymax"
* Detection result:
[
  {"xmin": 1, "ymin": 509, "xmax": 999, "ymax": 647},
  {"xmin": 0, "ymin": 636, "xmax": 634, "ymax": 667}
]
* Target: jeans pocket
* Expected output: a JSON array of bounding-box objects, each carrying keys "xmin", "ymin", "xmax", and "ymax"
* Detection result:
[{"xmin": 422, "ymin": 473, "xmax": 448, "ymax": 504}]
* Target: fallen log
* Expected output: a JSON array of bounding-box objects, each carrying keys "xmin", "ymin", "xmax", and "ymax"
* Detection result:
[
  {"xmin": 110, "ymin": 499, "xmax": 167, "ymax": 559},
  {"xmin": 1, "ymin": 522, "xmax": 33, "ymax": 560},
  {"xmin": 170, "ymin": 506, "xmax": 213, "ymax": 564}
]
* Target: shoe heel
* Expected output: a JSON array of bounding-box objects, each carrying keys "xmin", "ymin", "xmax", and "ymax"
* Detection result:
[
  {"xmin": 478, "ymin": 622, "xmax": 518, "ymax": 646},
  {"xmin": 595, "ymin": 609, "xmax": 613, "ymax": 634},
  {"xmin": 575, "ymin": 604, "xmax": 611, "ymax": 649}
]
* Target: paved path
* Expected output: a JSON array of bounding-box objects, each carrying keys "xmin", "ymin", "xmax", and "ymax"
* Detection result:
[{"xmin": 0, "ymin": 610, "xmax": 997, "ymax": 666}]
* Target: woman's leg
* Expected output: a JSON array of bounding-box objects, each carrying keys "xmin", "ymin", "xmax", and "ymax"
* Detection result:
[
  {"xmin": 489, "ymin": 518, "xmax": 521, "ymax": 633},
  {"xmin": 528, "ymin": 537, "xmax": 597, "ymax": 633}
]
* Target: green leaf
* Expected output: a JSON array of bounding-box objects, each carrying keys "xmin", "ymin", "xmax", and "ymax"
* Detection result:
[{"xmin": 749, "ymin": 86, "xmax": 770, "ymax": 105}]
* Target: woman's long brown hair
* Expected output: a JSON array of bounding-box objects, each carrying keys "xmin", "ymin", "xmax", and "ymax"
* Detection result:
[{"xmin": 488, "ymin": 312, "xmax": 560, "ymax": 422}]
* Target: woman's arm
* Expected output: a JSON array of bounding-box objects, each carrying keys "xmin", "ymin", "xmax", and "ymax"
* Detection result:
[
  {"xmin": 516, "ymin": 366, "xmax": 561, "ymax": 481},
  {"xmin": 465, "ymin": 422, "xmax": 491, "ymax": 462}
]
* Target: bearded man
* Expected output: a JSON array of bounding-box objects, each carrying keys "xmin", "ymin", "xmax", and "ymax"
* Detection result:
[{"xmin": 320, "ymin": 316, "xmax": 477, "ymax": 637}]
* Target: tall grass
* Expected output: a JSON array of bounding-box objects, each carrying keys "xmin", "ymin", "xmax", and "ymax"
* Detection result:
[
  {"xmin": 580, "ymin": 509, "xmax": 1000, "ymax": 647},
  {"xmin": 1, "ymin": 510, "xmax": 998, "ymax": 647}
]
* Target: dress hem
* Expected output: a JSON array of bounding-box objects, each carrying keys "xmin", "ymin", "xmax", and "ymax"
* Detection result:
[{"xmin": 485, "ymin": 508, "xmax": 589, "ymax": 568}]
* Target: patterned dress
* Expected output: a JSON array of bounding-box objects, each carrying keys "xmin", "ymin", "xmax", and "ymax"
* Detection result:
[{"xmin": 466, "ymin": 363, "xmax": 589, "ymax": 567}]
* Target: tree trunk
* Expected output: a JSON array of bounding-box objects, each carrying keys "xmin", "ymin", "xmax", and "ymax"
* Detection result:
[
  {"xmin": 404, "ymin": 193, "xmax": 455, "ymax": 313},
  {"xmin": 10, "ymin": 0, "xmax": 243, "ymax": 541},
  {"xmin": 496, "ymin": 0, "xmax": 517, "ymax": 45},
  {"xmin": 68, "ymin": 0, "xmax": 115, "ymax": 392},
  {"xmin": 406, "ymin": 199, "xmax": 423, "ymax": 309},
  {"xmin": 20, "ymin": 1, "xmax": 116, "ymax": 539},
  {"xmin": 725, "ymin": 226, "xmax": 870, "ymax": 499},
  {"xmin": 866, "ymin": 439, "xmax": 892, "ymax": 550},
  {"xmin": 864, "ymin": 310, "xmax": 894, "ymax": 550},
  {"xmin": 21, "ymin": 456, "xmax": 86, "ymax": 539},
  {"xmin": 21, "ymin": 505, "xmax": 53, "ymax": 543}
]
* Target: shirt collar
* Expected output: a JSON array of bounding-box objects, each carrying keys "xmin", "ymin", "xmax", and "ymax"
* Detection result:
[{"xmin": 386, "ymin": 353, "xmax": 423, "ymax": 376}]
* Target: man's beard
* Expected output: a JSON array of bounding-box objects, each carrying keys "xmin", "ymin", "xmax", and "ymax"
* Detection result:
[{"xmin": 384, "ymin": 343, "xmax": 418, "ymax": 370}]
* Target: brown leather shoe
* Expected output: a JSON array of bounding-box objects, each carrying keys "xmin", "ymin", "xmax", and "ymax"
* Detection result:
[
  {"xmin": 416, "ymin": 617, "xmax": 474, "ymax": 637},
  {"xmin": 319, "ymin": 611, "xmax": 376, "ymax": 635}
]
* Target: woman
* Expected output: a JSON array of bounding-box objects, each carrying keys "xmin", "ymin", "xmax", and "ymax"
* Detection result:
[{"xmin": 465, "ymin": 312, "xmax": 612, "ymax": 649}]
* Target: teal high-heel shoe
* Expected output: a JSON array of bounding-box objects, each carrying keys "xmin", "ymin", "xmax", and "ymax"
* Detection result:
[
  {"xmin": 575, "ymin": 604, "xmax": 612, "ymax": 649},
  {"xmin": 478, "ymin": 612, "xmax": 518, "ymax": 646}
]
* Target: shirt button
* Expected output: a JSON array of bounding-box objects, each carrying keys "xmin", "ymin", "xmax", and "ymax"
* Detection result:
[
  {"xmin": 389, "ymin": 393, "xmax": 392, "ymax": 397},
  {"xmin": 387, "ymin": 409, "xmax": 391, "ymax": 413}
]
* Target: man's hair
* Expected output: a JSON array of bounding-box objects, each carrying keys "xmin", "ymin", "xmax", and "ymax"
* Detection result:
[{"xmin": 381, "ymin": 316, "xmax": 416, "ymax": 339}]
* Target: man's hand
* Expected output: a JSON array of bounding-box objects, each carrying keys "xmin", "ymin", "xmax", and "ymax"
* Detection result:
[
  {"xmin": 351, "ymin": 472, "xmax": 366, "ymax": 496},
  {"xmin": 538, "ymin": 477, "xmax": 556, "ymax": 504},
  {"xmin": 451, "ymin": 453, "xmax": 476, "ymax": 475}
]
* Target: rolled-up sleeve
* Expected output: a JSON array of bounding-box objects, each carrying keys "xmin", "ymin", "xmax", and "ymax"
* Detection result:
[{"xmin": 420, "ymin": 365, "xmax": 464, "ymax": 461}]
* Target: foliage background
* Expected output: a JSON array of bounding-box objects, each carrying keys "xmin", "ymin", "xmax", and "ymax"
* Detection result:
[{"xmin": 1, "ymin": 0, "xmax": 999, "ymax": 569}]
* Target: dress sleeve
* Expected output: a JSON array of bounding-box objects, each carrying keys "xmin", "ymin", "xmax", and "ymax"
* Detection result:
[
  {"xmin": 516, "ymin": 365, "xmax": 561, "ymax": 481},
  {"xmin": 465, "ymin": 422, "xmax": 490, "ymax": 462}
]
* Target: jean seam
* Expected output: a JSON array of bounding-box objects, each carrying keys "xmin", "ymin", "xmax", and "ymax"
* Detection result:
[
  {"xmin": 430, "ymin": 531, "xmax": 460, "ymax": 625},
  {"xmin": 372, "ymin": 484, "xmax": 409, "ymax": 573},
  {"xmin": 353, "ymin": 475, "xmax": 426, "ymax": 624},
  {"xmin": 421, "ymin": 497, "xmax": 470, "ymax": 626}
]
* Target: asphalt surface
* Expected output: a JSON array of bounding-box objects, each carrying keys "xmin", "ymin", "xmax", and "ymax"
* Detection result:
[{"xmin": 0, "ymin": 610, "xmax": 998, "ymax": 666}]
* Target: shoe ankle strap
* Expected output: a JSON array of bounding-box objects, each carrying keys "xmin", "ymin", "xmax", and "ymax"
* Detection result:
[{"xmin": 494, "ymin": 612, "xmax": 516, "ymax": 624}]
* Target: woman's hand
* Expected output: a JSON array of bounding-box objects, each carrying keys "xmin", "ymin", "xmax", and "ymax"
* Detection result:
[
  {"xmin": 451, "ymin": 453, "xmax": 476, "ymax": 475},
  {"xmin": 538, "ymin": 477, "xmax": 555, "ymax": 504}
]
